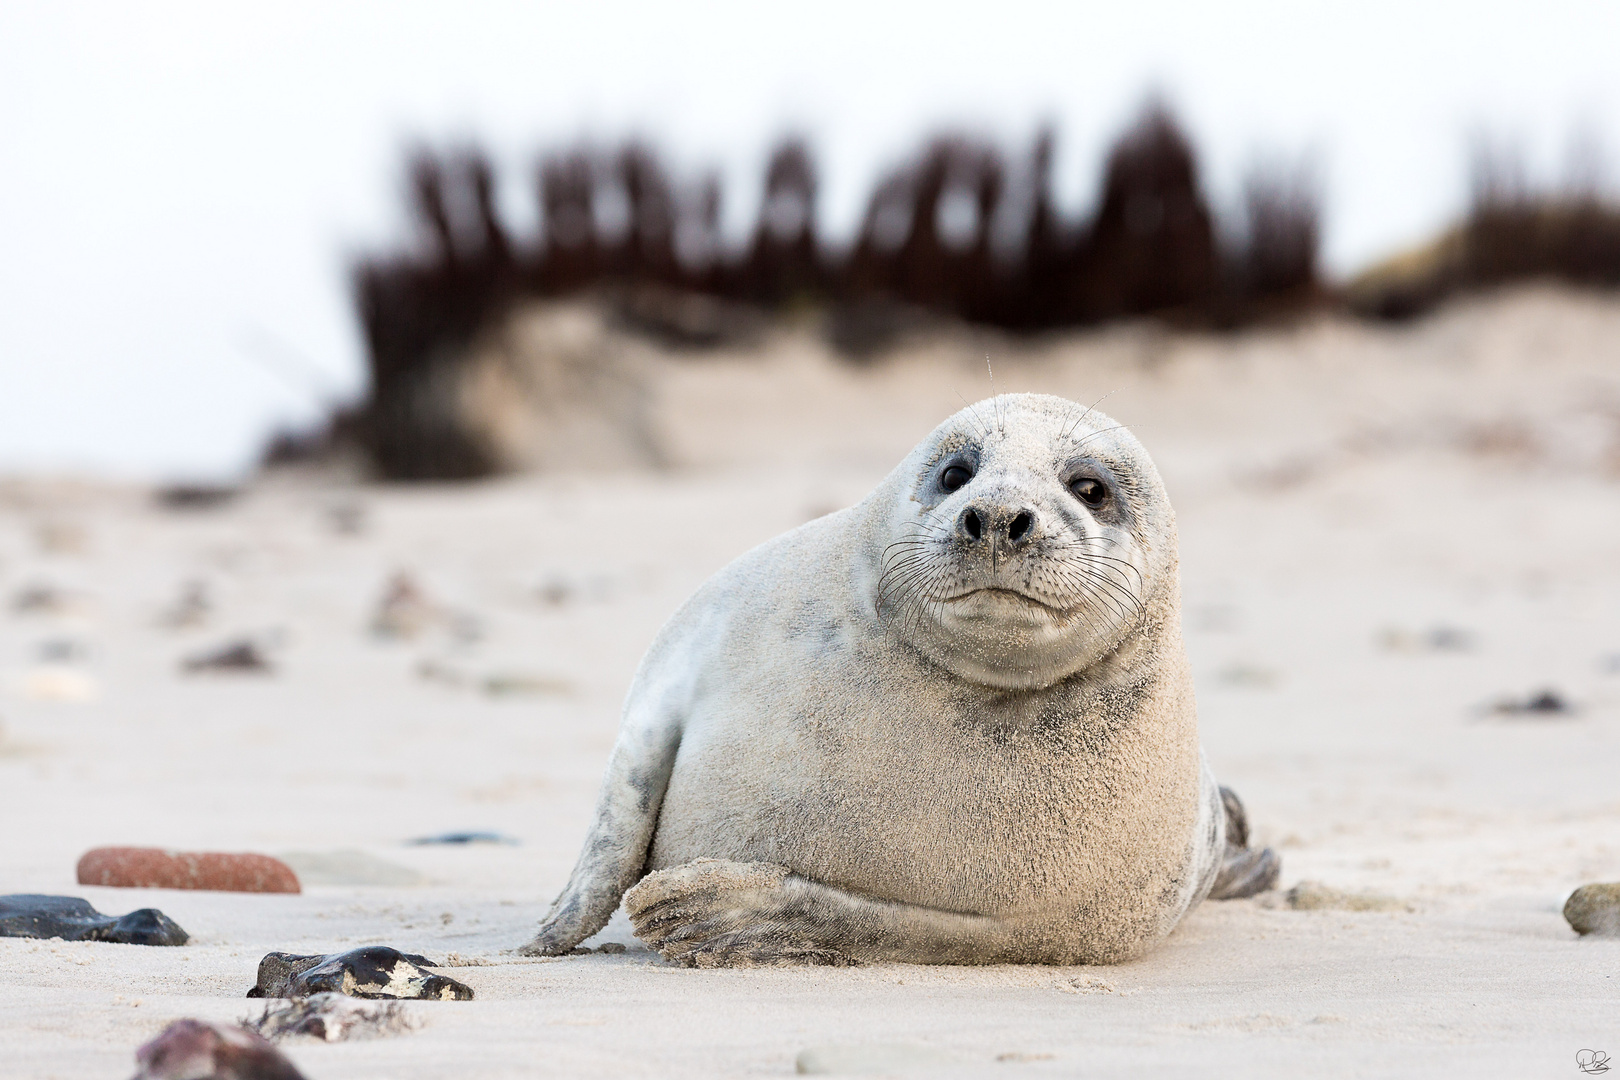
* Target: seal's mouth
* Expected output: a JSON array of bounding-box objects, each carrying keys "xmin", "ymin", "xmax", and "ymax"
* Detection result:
[{"xmin": 943, "ymin": 587, "xmax": 1065, "ymax": 615}]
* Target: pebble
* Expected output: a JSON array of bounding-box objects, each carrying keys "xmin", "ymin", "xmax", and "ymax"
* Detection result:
[
  {"xmin": 78, "ymin": 847, "xmax": 301, "ymax": 893},
  {"xmin": 325, "ymin": 501, "xmax": 367, "ymax": 536},
  {"xmin": 370, "ymin": 572, "xmax": 440, "ymax": 640},
  {"xmin": 11, "ymin": 583, "xmax": 71, "ymax": 615},
  {"xmin": 21, "ymin": 667, "xmax": 99, "ymax": 702},
  {"xmin": 0, "ymin": 894, "xmax": 188, "ymax": 945},
  {"xmin": 1279, "ymin": 880, "xmax": 1410, "ymax": 912},
  {"xmin": 159, "ymin": 580, "xmax": 211, "ymax": 629},
  {"xmin": 596, "ymin": 942, "xmax": 627, "ymax": 954},
  {"xmin": 249, "ymin": 992, "xmax": 416, "ymax": 1042},
  {"xmin": 132, "ymin": 1018, "xmax": 305, "ymax": 1080},
  {"xmin": 481, "ymin": 672, "xmax": 574, "ymax": 697},
  {"xmin": 154, "ymin": 485, "xmax": 239, "ymax": 510},
  {"xmin": 181, "ymin": 639, "xmax": 273, "ymax": 674},
  {"xmin": 795, "ymin": 1043, "xmax": 968, "ymax": 1075},
  {"xmin": 1378, "ymin": 626, "xmax": 1476, "ymax": 653},
  {"xmin": 1563, "ymin": 882, "xmax": 1620, "ymax": 936},
  {"xmin": 405, "ymin": 831, "xmax": 518, "ymax": 846},
  {"xmin": 1488, "ymin": 687, "xmax": 1573, "ymax": 716},
  {"xmin": 246, "ymin": 946, "xmax": 475, "ymax": 1001}
]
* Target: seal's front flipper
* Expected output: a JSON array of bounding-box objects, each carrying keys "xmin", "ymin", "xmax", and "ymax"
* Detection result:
[
  {"xmin": 518, "ymin": 716, "xmax": 682, "ymax": 956},
  {"xmin": 625, "ymin": 859, "xmax": 1020, "ymax": 967},
  {"xmin": 1207, "ymin": 785, "xmax": 1281, "ymax": 900}
]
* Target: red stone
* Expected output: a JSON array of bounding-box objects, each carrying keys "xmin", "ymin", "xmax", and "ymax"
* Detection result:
[{"xmin": 77, "ymin": 848, "xmax": 301, "ymax": 894}]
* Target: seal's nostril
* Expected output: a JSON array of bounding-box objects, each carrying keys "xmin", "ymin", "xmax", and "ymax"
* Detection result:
[
  {"xmin": 1008, "ymin": 511, "xmax": 1032, "ymax": 542},
  {"xmin": 963, "ymin": 509, "xmax": 982, "ymax": 541}
]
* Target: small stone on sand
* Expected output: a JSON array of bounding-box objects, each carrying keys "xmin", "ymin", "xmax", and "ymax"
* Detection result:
[
  {"xmin": 1488, "ymin": 687, "xmax": 1573, "ymax": 716},
  {"xmin": 155, "ymin": 485, "xmax": 239, "ymax": 510},
  {"xmin": 21, "ymin": 667, "xmax": 99, "ymax": 702},
  {"xmin": 159, "ymin": 581, "xmax": 211, "ymax": 629},
  {"xmin": 1281, "ymin": 880, "xmax": 1410, "ymax": 912},
  {"xmin": 246, "ymin": 946, "xmax": 474, "ymax": 1001},
  {"xmin": 406, "ymin": 831, "xmax": 518, "ymax": 846},
  {"xmin": 1563, "ymin": 883, "xmax": 1620, "ymax": 936},
  {"xmin": 371, "ymin": 572, "xmax": 440, "ymax": 640},
  {"xmin": 182, "ymin": 640, "xmax": 273, "ymax": 674},
  {"xmin": 249, "ymin": 992, "xmax": 417, "ymax": 1042},
  {"xmin": 132, "ymin": 1018, "xmax": 305, "ymax": 1080},
  {"xmin": 481, "ymin": 672, "xmax": 573, "ymax": 697},
  {"xmin": 795, "ymin": 1043, "xmax": 968, "ymax": 1075},
  {"xmin": 78, "ymin": 847, "xmax": 301, "ymax": 893},
  {"xmin": 11, "ymin": 584, "xmax": 65, "ymax": 614},
  {"xmin": 0, "ymin": 894, "xmax": 188, "ymax": 945}
]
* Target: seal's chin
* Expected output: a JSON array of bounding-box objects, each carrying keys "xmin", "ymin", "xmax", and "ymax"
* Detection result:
[{"xmin": 915, "ymin": 587, "xmax": 1091, "ymax": 690}]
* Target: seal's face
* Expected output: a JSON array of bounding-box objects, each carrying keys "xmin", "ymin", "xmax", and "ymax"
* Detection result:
[{"xmin": 876, "ymin": 393, "xmax": 1173, "ymax": 691}]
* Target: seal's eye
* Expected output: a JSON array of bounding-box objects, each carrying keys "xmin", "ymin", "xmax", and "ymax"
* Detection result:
[
  {"xmin": 940, "ymin": 464, "xmax": 973, "ymax": 493},
  {"xmin": 1070, "ymin": 477, "xmax": 1108, "ymax": 507}
]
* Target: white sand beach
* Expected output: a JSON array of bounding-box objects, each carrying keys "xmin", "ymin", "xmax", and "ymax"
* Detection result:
[{"xmin": 3, "ymin": 286, "xmax": 1618, "ymax": 1078}]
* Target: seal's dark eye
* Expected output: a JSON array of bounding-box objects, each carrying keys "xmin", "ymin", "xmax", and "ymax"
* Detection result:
[
  {"xmin": 1070, "ymin": 477, "xmax": 1108, "ymax": 507},
  {"xmin": 940, "ymin": 464, "xmax": 973, "ymax": 493}
]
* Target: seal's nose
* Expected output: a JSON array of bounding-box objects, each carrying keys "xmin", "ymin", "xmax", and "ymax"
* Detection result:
[{"xmin": 957, "ymin": 504, "xmax": 1037, "ymax": 549}]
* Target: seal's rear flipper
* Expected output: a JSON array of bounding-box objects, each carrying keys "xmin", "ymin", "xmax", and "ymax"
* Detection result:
[
  {"xmin": 1207, "ymin": 786, "xmax": 1281, "ymax": 900},
  {"xmin": 1208, "ymin": 847, "xmax": 1280, "ymax": 900},
  {"xmin": 624, "ymin": 858, "xmax": 1025, "ymax": 967}
]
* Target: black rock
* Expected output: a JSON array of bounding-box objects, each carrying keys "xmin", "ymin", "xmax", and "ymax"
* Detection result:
[
  {"xmin": 0, "ymin": 894, "xmax": 188, "ymax": 946},
  {"xmin": 246, "ymin": 946, "xmax": 474, "ymax": 1001}
]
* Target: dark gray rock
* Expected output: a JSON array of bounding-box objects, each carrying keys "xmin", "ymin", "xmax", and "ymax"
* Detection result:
[
  {"xmin": 0, "ymin": 894, "xmax": 188, "ymax": 946},
  {"xmin": 133, "ymin": 1018, "xmax": 304, "ymax": 1080},
  {"xmin": 246, "ymin": 946, "xmax": 474, "ymax": 1001},
  {"xmin": 182, "ymin": 639, "xmax": 273, "ymax": 674}
]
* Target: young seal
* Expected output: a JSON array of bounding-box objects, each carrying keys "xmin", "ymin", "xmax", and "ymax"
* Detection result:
[{"xmin": 520, "ymin": 393, "xmax": 1277, "ymax": 966}]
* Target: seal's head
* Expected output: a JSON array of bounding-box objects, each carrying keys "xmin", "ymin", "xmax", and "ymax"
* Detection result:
[{"xmin": 873, "ymin": 393, "xmax": 1177, "ymax": 690}]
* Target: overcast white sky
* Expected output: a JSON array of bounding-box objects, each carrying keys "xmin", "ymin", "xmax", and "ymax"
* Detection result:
[{"xmin": 3, "ymin": 0, "xmax": 1618, "ymax": 480}]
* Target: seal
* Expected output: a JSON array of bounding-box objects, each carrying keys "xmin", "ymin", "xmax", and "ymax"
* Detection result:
[{"xmin": 520, "ymin": 393, "xmax": 1277, "ymax": 966}]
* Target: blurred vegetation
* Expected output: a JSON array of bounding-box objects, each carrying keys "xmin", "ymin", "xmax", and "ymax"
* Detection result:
[
  {"xmin": 270, "ymin": 102, "xmax": 1619, "ymax": 481},
  {"xmin": 1349, "ymin": 136, "xmax": 1620, "ymax": 319},
  {"xmin": 315, "ymin": 101, "xmax": 1323, "ymax": 479}
]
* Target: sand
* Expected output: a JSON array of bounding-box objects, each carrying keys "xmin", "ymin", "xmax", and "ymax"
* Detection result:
[{"xmin": 2, "ymin": 285, "xmax": 1618, "ymax": 1078}]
